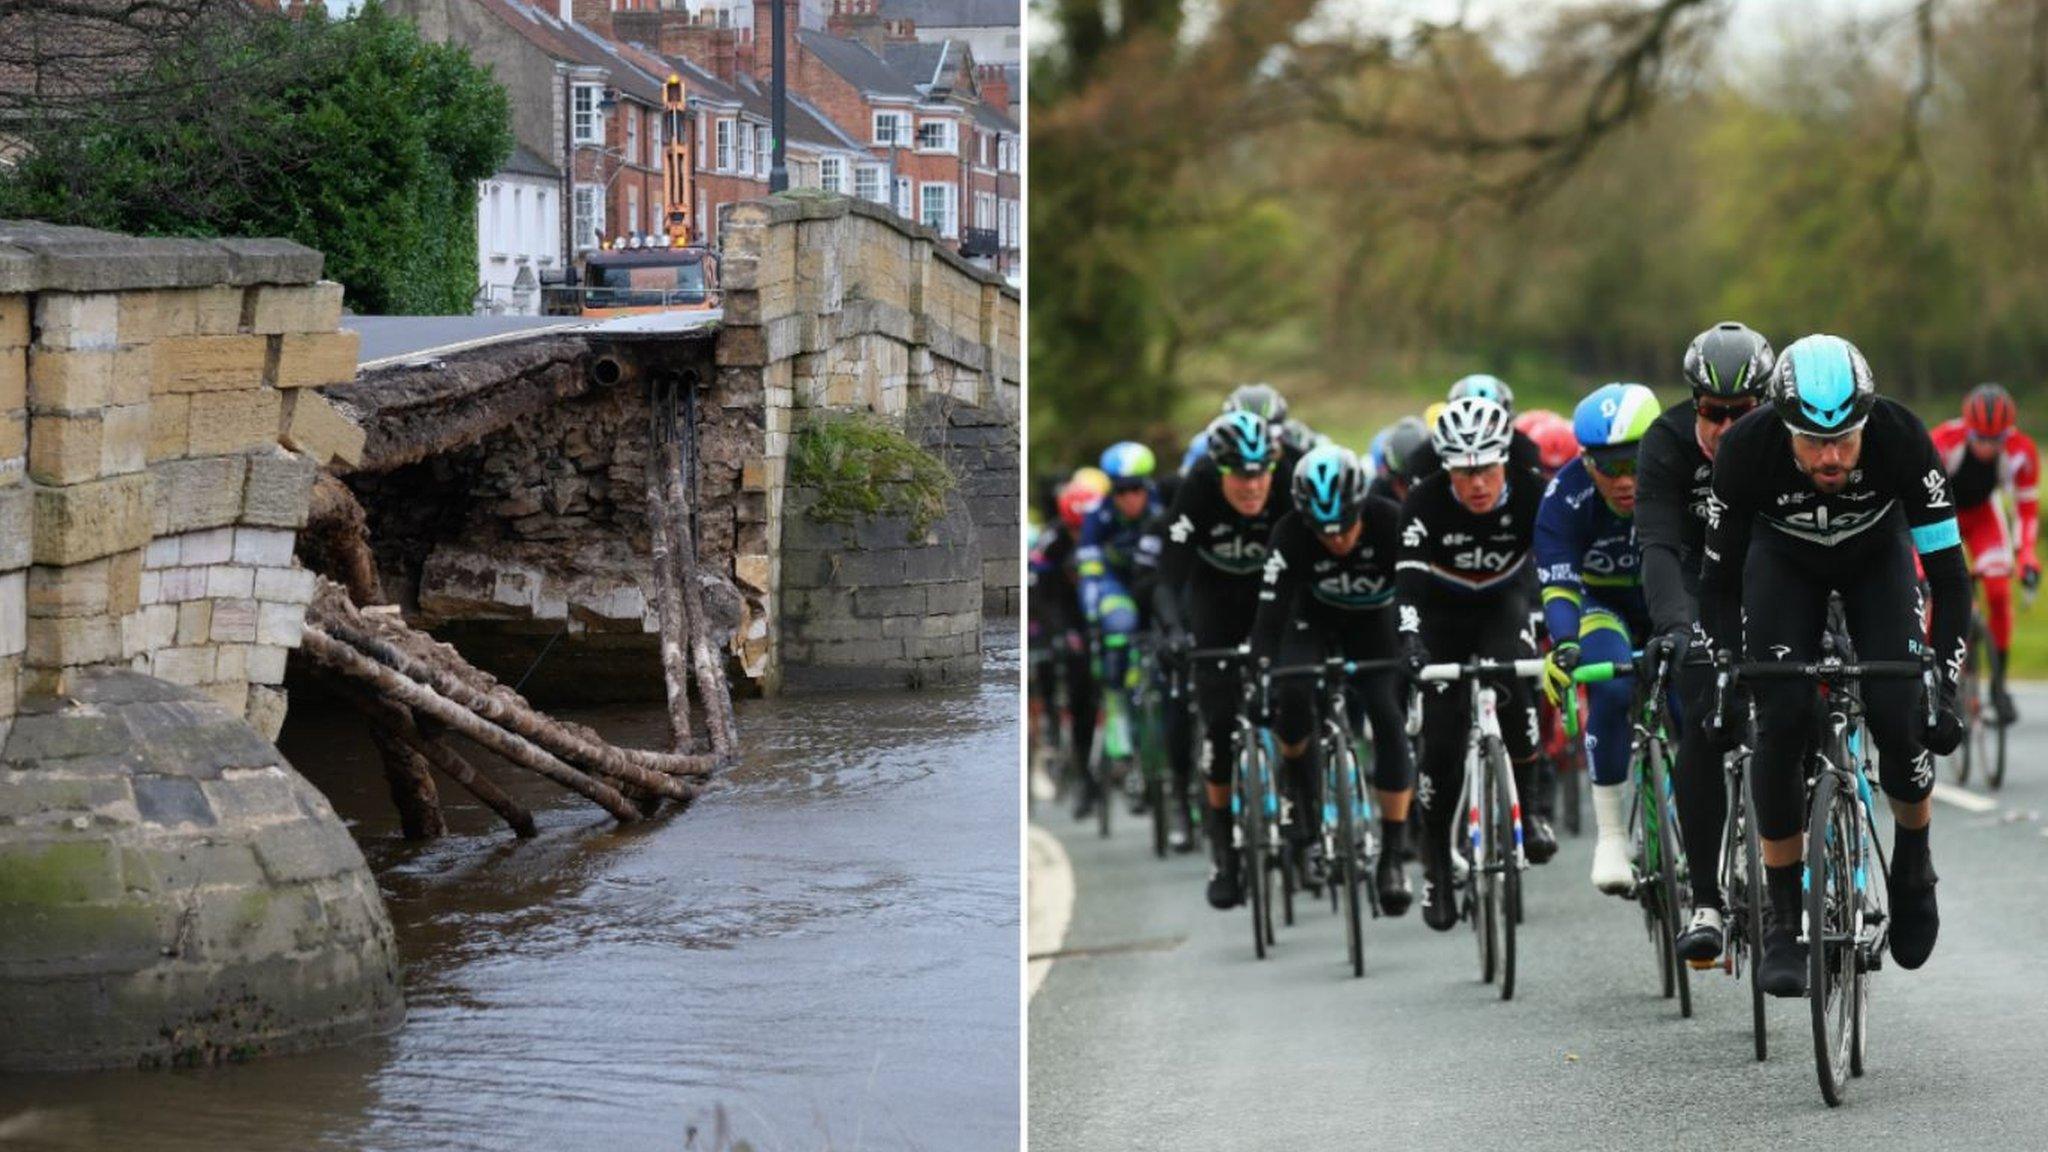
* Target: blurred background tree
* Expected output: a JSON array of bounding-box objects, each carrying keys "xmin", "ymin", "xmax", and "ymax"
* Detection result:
[{"xmin": 1030, "ymin": 0, "xmax": 2048, "ymax": 463}]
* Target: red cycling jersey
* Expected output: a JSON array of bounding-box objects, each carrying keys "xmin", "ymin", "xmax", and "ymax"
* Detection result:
[{"xmin": 1929, "ymin": 419, "xmax": 2040, "ymax": 571}]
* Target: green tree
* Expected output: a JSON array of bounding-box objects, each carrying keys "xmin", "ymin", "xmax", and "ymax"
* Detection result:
[{"xmin": 0, "ymin": 1, "xmax": 511, "ymax": 315}]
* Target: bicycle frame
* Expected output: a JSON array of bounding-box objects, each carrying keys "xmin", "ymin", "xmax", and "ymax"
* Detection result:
[{"xmin": 1416, "ymin": 661, "xmax": 1545, "ymax": 873}]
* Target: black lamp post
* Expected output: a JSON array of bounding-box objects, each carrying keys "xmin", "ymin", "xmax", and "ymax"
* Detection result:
[{"xmin": 769, "ymin": 0, "xmax": 788, "ymax": 192}]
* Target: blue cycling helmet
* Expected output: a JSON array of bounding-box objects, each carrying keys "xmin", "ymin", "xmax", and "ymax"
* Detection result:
[
  {"xmin": 1204, "ymin": 410, "xmax": 1277, "ymax": 474},
  {"xmin": 1573, "ymin": 383, "xmax": 1662, "ymax": 470},
  {"xmin": 1291, "ymin": 445, "xmax": 1368, "ymax": 534},
  {"xmin": 1180, "ymin": 430, "xmax": 1210, "ymax": 473},
  {"xmin": 1449, "ymin": 374, "xmax": 1515, "ymax": 415},
  {"xmin": 1772, "ymin": 335, "xmax": 1875, "ymax": 438},
  {"xmin": 1367, "ymin": 425, "xmax": 1394, "ymax": 475},
  {"xmin": 1099, "ymin": 441, "xmax": 1157, "ymax": 491}
]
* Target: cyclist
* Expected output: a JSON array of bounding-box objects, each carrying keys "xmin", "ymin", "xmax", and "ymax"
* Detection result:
[
  {"xmin": 1030, "ymin": 478, "xmax": 1111, "ymax": 819},
  {"xmin": 1077, "ymin": 442, "xmax": 1163, "ymax": 703},
  {"xmin": 1396, "ymin": 396, "xmax": 1555, "ymax": 933},
  {"xmin": 1929, "ymin": 383, "xmax": 2041, "ymax": 723},
  {"xmin": 1405, "ymin": 375, "xmax": 1546, "ymax": 485},
  {"xmin": 1249, "ymin": 445, "xmax": 1415, "ymax": 914},
  {"xmin": 1700, "ymin": 334, "xmax": 1967, "ymax": 995},
  {"xmin": 1633, "ymin": 321, "xmax": 1778, "ymax": 962},
  {"xmin": 1366, "ymin": 417, "xmax": 1431, "ymax": 507},
  {"xmin": 1154, "ymin": 411, "xmax": 1291, "ymax": 908},
  {"xmin": 1535, "ymin": 384, "xmax": 1661, "ymax": 894},
  {"xmin": 1224, "ymin": 382, "xmax": 1307, "ymax": 492},
  {"xmin": 1517, "ymin": 409, "xmax": 1581, "ymax": 481}
]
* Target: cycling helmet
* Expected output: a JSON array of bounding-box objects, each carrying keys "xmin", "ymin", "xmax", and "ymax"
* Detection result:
[
  {"xmin": 1449, "ymin": 374, "xmax": 1515, "ymax": 415},
  {"xmin": 1771, "ymin": 334, "xmax": 1876, "ymax": 438},
  {"xmin": 1068, "ymin": 466, "xmax": 1112, "ymax": 497},
  {"xmin": 1366, "ymin": 425, "xmax": 1394, "ymax": 475},
  {"xmin": 1513, "ymin": 408, "xmax": 1559, "ymax": 437},
  {"xmin": 1525, "ymin": 412, "xmax": 1580, "ymax": 475},
  {"xmin": 1573, "ymin": 383, "xmax": 1661, "ymax": 469},
  {"xmin": 1963, "ymin": 383, "xmax": 2017, "ymax": 438},
  {"xmin": 1432, "ymin": 396, "xmax": 1514, "ymax": 468},
  {"xmin": 1057, "ymin": 482, "xmax": 1100, "ymax": 530},
  {"xmin": 1099, "ymin": 441, "xmax": 1157, "ymax": 490},
  {"xmin": 1423, "ymin": 401, "xmax": 1448, "ymax": 430},
  {"xmin": 1291, "ymin": 445, "xmax": 1369, "ymax": 535},
  {"xmin": 1180, "ymin": 429, "xmax": 1210, "ymax": 474},
  {"xmin": 1381, "ymin": 417, "xmax": 1431, "ymax": 480},
  {"xmin": 1279, "ymin": 418, "xmax": 1326, "ymax": 456},
  {"xmin": 1204, "ymin": 410, "xmax": 1278, "ymax": 474},
  {"xmin": 1223, "ymin": 383, "xmax": 1288, "ymax": 426},
  {"xmin": 1683, "ymin": 321, "xmax": 1775, "ymax": 399}
]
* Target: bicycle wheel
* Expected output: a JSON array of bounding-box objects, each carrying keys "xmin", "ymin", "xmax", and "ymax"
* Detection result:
[
  {"xmin": 1331, "ymin": 730, "xmax": 1365, "ymax": 978},
  {"xmin": 1988, "ymin": 690, "xmax": 2010, "ymax": 790},
  {"xmin": 1236, "ymin": 735, "xmax": 1269, "ymax": 961},
  {"xmin": 1650, "ymin": 748, "xmax": 1692, "ymax": 1019},
  {"xmin": 1468, "ymin": 749, "xmax": 1497, "ymax": 986},
  {"xmin": 1955, "ymin": 631, "xmax": 1980, "ymax": 785},
  {"xmin": 1492, "ymin": 743, "xmax": 1519, "ymax": 1001},
  {"xmin": 1807, "ymin": 771, "xmax": 1858, "ymax": 1107},
  {"xmin": 1737, "ymin": 766, "xmax": 1768, "ymax": 1062}
]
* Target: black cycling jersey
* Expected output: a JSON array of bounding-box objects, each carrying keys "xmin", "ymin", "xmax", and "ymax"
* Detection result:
[
  {"xmin": 1634, "ymin": 399, "xmax": 1719, "ymax": 635},
  {"xmin": 1406, "ymin": 428, "xmax": 1544, "ymax": 488},
  {"xmin": 1699, "ymin": 398, "xmax": 1971, "ymax": 691},
  {"xmin": 1950, "ymin": 447, "xmax": 2000, "ymax": 509},
  {"xmin": 1248, "ymin": 500, "xmax": 1401, "ymax": 660},
  {"xmin": 1153, "ymin": 458, "xmax": 1289, "ymax": 635},
  {"xmin": 1394, "ymin": 470, "xmax": 1544, "ymax": 610}
]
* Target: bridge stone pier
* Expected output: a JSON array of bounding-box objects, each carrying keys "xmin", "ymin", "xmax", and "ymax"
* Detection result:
[{"xmin": 0, "ymin": 223, "xmax": 400, "ymax": 1071}]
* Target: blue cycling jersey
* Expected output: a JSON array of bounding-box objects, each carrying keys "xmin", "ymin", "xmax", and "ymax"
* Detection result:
[{"xmin": 1534, "ymin": 460, "xmax": 1648, "ymax": 643}]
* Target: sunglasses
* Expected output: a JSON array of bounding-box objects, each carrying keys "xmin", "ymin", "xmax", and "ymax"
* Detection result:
[
  {"xmin": 1696, "ymin": 400, "xmax": 1757, "ymax": 426},
  {"xmin": 1588, "ymin": 453, "xmax": 1637, "ymax": 478}
]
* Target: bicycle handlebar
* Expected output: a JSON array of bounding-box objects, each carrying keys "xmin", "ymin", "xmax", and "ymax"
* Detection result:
[
  {"xmin": 1264, "ymin": 656, "xmax": 1408, "ymax": 682},
  {"xmin": 1415, "ymin": 658, "xmax": 1547, "ymax": 682}
]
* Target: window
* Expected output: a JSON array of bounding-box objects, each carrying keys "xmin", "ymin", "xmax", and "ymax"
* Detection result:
[
  {"xmin": 511, "ymin": 187, "xmax": 523, "ymax": 257},
  {"xmin": 715, "ymin": 119, "xmax": 732, "ymax": 170},
  {"xmin": 819, "ymin": 156, "xmax": 843, "ymax": 194},
  {"xmin": 853, "ymin": 164, "xmax": 883, "ymax": 203},
  {"xmin": 872, "ymin": 110, "xmax": 908, "ymax": 146},
  {"xmin": 536, "ymin": 190, "xmax": 551, "ymax": 262},
  {"xmin": 738, "ymin": 122, "xmax": 753, "ymax": 175},
  {"xmin": 626, "ymin": 185, "xmax": 639, "ymax": 238},
  {"xmin": 976, "ymin": 191, "xmax": 994, "ymax": 230},
  {"xmin": 573, "ymin": 185, "xmax": 603, "ymax": 252},
  {"xmin": 697, "ymin": 111, "xmax": 709, "ymax": 169},
  {"xmin": 920, "ymin": 182, "xmax": 956, "ymax": 238},
  {"xmin": 895, "ymin": 176, "xmax": 912, "ymax": 218},
  {"xmin": 573, "ymin": 84, "xmax": 601, "ymax": 145},
  {"xmin": 755, "ymin": 124, "xmax": 769, "ymax": 176},
  {"xmin": 653, "ymin": 199, "xmax": 664, "ymax": 236},
  {"xmin": 916, "ymin": 119, "xmax": 955, "ymax": 153},
  {"xmin": 626, "ymin": 107, "xmax": 640, "ymax": 166}
]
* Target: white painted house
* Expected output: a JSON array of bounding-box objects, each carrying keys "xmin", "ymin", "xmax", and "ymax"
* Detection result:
[{"xmin": 475, "ymin": 146, "xmax": 563, "ymax": 316}]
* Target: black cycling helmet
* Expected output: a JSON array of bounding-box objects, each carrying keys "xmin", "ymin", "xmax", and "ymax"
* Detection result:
[
  {"xmin": 1223, "ymin": 383, "xmax": 1288, "ymax": 426},
  {"xmin": 1683, "ymin": 321, "xmax": 1776, "ymax": 399},
  {"xmin": 1204, "ymin": 410, "xmax": 1278, "ymax": 474},
  {"xmin": 1291, "ymin": 445, "xmax": 1369, "ymax": 534},
  {"xmin": 1382, "ymin": 416, "xmax": 1430, "ymax": 480},
  {"xmin": 1771, "ymin": 334, "xmax": 1876, "ymax": 438},
  {"xmin": 1278, "ymin": 418, "xmax": 1325, "ymax": 455}
]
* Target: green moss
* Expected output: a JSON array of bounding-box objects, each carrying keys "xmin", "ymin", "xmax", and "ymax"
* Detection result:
[
  {"xmin": 789, "ymin": 412, "xmax": 957, "ymax": 539},
  {"xmin": 0, "ymin": 840, "xmax": 122, "ymax": 905}
]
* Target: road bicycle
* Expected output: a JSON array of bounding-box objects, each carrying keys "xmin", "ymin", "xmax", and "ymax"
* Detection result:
[
  {"xmin": 1567, "ymin": 650, "xmax": 1693, "ymax": 1020},
  {"xmin": 1706, "ymin": 685, "xmax": 1770, "ymax": 1062},
  {"xmin": 1263, "ymin": 655, "xmax": 1405, "ymax": 978},
  {"xmin": 1949, "ymin": 610, "xmax": 2006, "ymax": 789},
  {"xmin": 1413, "ymin": 656, "xmax": 1546, "ymax": 1000},
  {"xmin": 1131, "ymin": 637, "xmax": 1178, "ymax": 859},
  {"xmin": 1193, "ymin": 646, "xmax": 1283, "ymax": 959},
  {"xmin": 1716, "ymin": 636, "xmax": 1936, "ymax": 1107}
]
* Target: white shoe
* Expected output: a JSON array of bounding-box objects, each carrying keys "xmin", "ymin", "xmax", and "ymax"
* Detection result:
[{"xmin": 1590, "ymin": 783, "xmax": 1634, "ymax": 895}]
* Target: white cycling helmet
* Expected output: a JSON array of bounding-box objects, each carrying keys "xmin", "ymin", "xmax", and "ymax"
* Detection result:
[{"xmin": 1432, "ymin": 396, "xmax": 1513, "ymax": 469}]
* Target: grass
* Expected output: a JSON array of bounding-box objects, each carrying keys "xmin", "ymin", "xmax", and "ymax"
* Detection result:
[{"xmin": 788, "ymin": 410, "xmax": 957, "ymax": 539}]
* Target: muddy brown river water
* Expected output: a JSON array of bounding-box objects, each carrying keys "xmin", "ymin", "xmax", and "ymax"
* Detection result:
[{"xmin": 0, "ymin": 628, "xmax": 1021, "ymax": 1151}]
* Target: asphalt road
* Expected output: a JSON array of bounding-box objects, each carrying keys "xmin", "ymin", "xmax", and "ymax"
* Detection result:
[{"xmin": 1029, "ymin": 684, "xmax": 2048, "ymax": 1150}]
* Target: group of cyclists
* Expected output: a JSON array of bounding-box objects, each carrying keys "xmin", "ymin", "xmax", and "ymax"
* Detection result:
[{"xmin": 1029, "ymin": 323, "xmax": 2038, "ymax": 1005}]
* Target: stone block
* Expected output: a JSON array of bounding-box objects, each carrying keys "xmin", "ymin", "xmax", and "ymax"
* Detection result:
[
  {"xmin": 210, "ymin": 598, "xmax": 257, "ymax": 643},
  {"xmin": 245, "ymin": 281, "xmax": 344, "ymax": 335},
  {"xmin": 26, "ymin": 348, "xmax": 146, "ymax": 413},
  {"xmin": 32, "ymin": 472, "xmax": 150, "ymax": 566},
  {"xmin": 151, "ymin": 455, "xmax": 246, "ymax": 535},
  {"xmin": 26, "ymin": 559, "xmax": 110, "ymax": 618},
  {"xmin": 214, "ymin": 642, "xmax": 247, "ymax": 682},
  {"xmin": 0, "ymin": 411, "xmax": 21, "ymax": 467},
  {"xmin": 270, "ymin": 331, "xmax": 359, "ymax": 390},
  {"xmin": 179, "ymin": 526, "xmax": 234, "ymax": 567},
  {"xmin": 146, "ymin": 393, "xmax": 189, "ymax": 462},
  {"xmin": 138, "ymin": 604, "xmax": 177, "ymax": 651},
  {"xmin": 137, "ymin": 569, "xmax": 159, "ymax": 604},
  {"xmin": 0, "ymin": 348, "xmax": 22, "ymax": 412},
  {"xmin": 247, "ymin": 644, "xmax": 289, "ymax": 685},
  {"xmin": 253, "ymin": 603, "xmax": 302, "ymax": 650},
  {"xmin": 205, "ymin": 565, "xmax": 254, "ymax": 599},
  {"xmin": 0, "ymin": 572, "xmax": 22, "ymax": 658},
  {"xmin": 0, "ymin": 487, "xmax": 30, "ymax": 571},
  {"xmin": 923, "ymin": 580, "xmax": 982, "ymax": 616},
  {"xmin": 105, "ymin": 550, "xmax": 140, "ymax": 617},
  {"xmin": 253, "ymin": 566, "xmax": 314, "ymax": 605},
  {"xmin": 24, "ymin": 613, "xmax": 120, "ymax": 667},
  {"xmin": 245, "ymin": 685, "xmax": 287, "ymax": 742},
  {"xmin": 27, "ymin": 411, "xmax": 103, "ymax": 485},
  {"xmin": 175, "ymin": 601, "xmax": 211, "ymax": 645},
  {"xmin": 159, "ymin": 567, "xmax": 206, "ymax": 603},
  {"xmin": 278, "ymin": 389, "xmax": 364, "ymax": 467},
  {"xmin": 151, "ymin": 334, "xmax": 267, "ymax": 394},
  {"xmin": 856, "ymin": 585, "xmax": 927, "ymax": 616},
  {"xmin": 33, "ymin": 294, "xmax": 118, "ymax": 351},
  {"xmin": 118, "ymin": 286, "xmax": 245, "ymax": 342},
  {"xmin": 149, "ymin": 645, "xmax": 213, "ymax": 685},
  {"xmin": 0, "ymin": 295, "xmax": 25, "ymax": 347},
  {"xmin": 231, "ymin": 528, "xmax": 295, "ymax": 568},
  {"xmin": 186, "ymin": 388, "xmax": 279, "ymax": 457},
  {"xmin": 241, "ymin": 450, "xmax": 316, "ymax": 528},
  {"xmin": 99, "ymin": 404, "xmax": 148, "ymax": 476},
  {"xmin": 732, "ymin": 552, "xmax": 771, "ymax": 594},
  {"xmin": 133, "ymin": 774, "xmax": 216, "ymax": 828},
  {"xmin": 251, "ymin": 820, "xmax": 364, "ymax": 885}
]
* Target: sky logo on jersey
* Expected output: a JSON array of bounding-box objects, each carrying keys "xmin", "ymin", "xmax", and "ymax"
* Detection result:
[
  {"xmin": 1922, "ymin": 468, "xmax": 1951, "ymax": 509},
  {"xmin": 1167, "ymin": 515, "xmax": 1193, "ymax": 544}
]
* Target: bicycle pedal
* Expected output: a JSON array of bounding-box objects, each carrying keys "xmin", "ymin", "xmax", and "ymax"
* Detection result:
[{"xmin": 1685, "ymin": 957, "xmax": 1718, "ymax": 972}]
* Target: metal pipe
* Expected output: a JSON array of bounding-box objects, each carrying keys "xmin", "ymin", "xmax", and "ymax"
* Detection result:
[{"xmin": 591, "ymin": 354, "xmax": 638, "ymax": 387}]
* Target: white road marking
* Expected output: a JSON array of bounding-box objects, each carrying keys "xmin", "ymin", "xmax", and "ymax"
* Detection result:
[
  {"xmin": 1028, "ymin": 824, "xmax": 1075, "ymax": 1000},
  {"xmin": 1932, "ymin": 782, "xmax": 1998, "ymax": 813}
]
